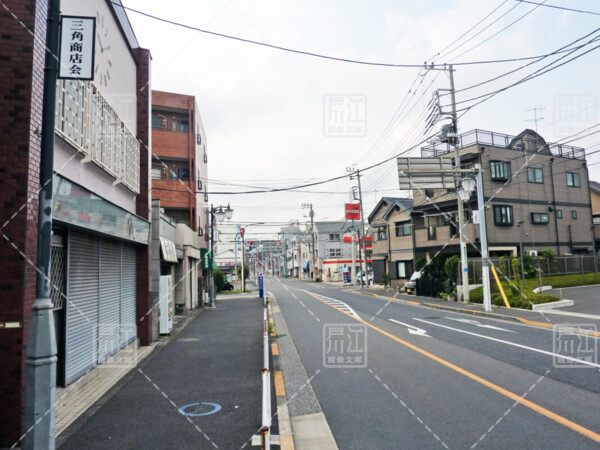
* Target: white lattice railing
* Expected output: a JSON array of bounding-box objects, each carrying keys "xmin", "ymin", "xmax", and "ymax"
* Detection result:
[{"xmin": 55, "ymin": 79, "xmax": 140, "ymax": 193}]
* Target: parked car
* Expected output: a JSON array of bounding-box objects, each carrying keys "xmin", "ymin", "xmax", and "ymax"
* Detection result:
[
  {"xmin": 402, "ymin": 270, "xmax": 422, "ymax": 294},
  {"xmin": 222, "ymin": 281, "xmax": 234, "ymax": 291},
  {"xmin": 357, "ymin": 270, "xmax": 374, "ymax": 283}
]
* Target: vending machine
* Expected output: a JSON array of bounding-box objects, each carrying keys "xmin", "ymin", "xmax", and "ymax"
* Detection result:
[{"xmin": 159, "ymin": 275, "xmax": 173, "ymax": 334}]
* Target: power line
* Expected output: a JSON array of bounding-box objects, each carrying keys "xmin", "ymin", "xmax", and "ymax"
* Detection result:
[
  {"xmin": 430, "ymin": 0, "xmax": 510, "ymax": 62},
  {"xmin": 514, "ymin": 0, "xmax": 600, "ymax": 16},
  {"xmin": 112, "ymin": 1, "xmax": 595, "ymax": 68},
  {"xmin": 455, "ymin": 36, "xmax": 600, "ymax": 114},
  {"xmin": 454, "ymin": 27, "xmax": 600, "ymax": 94},
  {"xmin": 448, "ymin": 0, "xmax": 548, "ymax": 61}
]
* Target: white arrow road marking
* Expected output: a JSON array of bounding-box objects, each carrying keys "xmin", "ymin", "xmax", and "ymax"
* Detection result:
[
  {"xmin": 445, "ymin": 317, "xmax": 516, "ymax": 333},
  {"xmin": 388, "ymin": 319, "xmax": 430, "ymax": 337},
  {"xmin": 413, "ymin": 318, "xmax": 600, "ymax": 369}
]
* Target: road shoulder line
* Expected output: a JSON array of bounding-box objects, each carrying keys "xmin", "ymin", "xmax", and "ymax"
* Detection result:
[{"xmin": 268, "ymin": 291, "xmax": 338, "ymax": 450}]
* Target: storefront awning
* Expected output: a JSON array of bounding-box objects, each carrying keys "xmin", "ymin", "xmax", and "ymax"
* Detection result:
[{"xmin": 160, "ymin": 236, "xmax": 178, "ymax": 263}]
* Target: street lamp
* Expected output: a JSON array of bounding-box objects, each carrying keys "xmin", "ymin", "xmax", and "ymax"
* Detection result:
[
  {"xmin": 209, "ymin": 204, "xmax": 233, "ymax": 307},
  {"xmin": 240, "ymin": 222, "xmax": 264, "ymax": 292}
]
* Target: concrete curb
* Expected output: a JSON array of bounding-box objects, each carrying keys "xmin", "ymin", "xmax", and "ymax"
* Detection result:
[
  {"xmin": 267, "ymin": 292, "xmax": 339, "ymax": 450},
  {"xmin": 532, "ymin": 299, "xmax": 575, "ymax": 311},
  {"xmin": 268, "ymin": 299, "xmax": 294, "ymax": 450}
]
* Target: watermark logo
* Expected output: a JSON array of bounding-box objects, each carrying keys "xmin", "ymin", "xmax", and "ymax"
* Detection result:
[
  {"xmin": 323, "ymin": 323, "xmax": 367, "ymax": 368},
  {"xmin": 93, "ymin": 322, "xmax": 138, "ymax": 369},
  {"xmin": 553, "ymin": 94, "xmax": 597, "ymax": 137},
  {"xmin": 552, "ymin": 323, "xmax": 597, "ymax": 368},
  {"xmin": 323, "ymin": 94, "xmax": 367, "ymax": 137}
]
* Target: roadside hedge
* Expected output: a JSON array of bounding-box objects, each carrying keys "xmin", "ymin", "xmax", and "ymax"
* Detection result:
[
  {"xmin": 525, "ymin": 273, "xmax": 600, "ymax": 290},
  {"xmin": 469, "ymin": 284, "xmax": 558, "ymax": 310}
]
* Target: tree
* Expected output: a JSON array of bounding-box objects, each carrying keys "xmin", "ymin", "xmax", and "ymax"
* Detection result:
[
  {"xmin": 213, "ymin": 270, "xmax": 225, "ymax": 292},
  {"xmin": 540, "ymin": 248, "xmax": 557, "ymax": 274},
  {"xmin": 236, "ymin": 264, "xmax": 250, "ymax": 284}
]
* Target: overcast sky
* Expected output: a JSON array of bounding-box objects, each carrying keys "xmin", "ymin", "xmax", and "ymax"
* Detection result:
[{"xmin": 122, "ymin": 0, "xmax": 600, "ymax": 239}]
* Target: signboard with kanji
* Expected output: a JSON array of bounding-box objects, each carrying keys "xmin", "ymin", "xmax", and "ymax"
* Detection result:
[
  {"xmin": 59, "ymin": 16, "xmax": 96, "ymax": 80},
  {"xmin": 345, "ymin": 203, "xmax": 361, "ymax": 221}
]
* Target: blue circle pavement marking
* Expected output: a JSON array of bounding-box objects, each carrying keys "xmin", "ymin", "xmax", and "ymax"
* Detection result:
[{"xmin": 179, "ymin": 402, "xmax": 222, "ymax": 417}]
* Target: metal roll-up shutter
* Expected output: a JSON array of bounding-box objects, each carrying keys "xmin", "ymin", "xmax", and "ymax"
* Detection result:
[
  {"xmin": 98, "ymin": 239, "xmax": 122, "ymax": 363},
  {"xmin": 66, "ymin": 232, "xmax": 99, "ymax": 384},
  {"xmin": 120, "ymin": 244, "xmax": 137, "ymax": 347}
]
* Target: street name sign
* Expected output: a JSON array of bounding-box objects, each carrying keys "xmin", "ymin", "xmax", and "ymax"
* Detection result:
[{"xmin": 397, "ymin": 157, "xmax": 454, "ymax": 190}]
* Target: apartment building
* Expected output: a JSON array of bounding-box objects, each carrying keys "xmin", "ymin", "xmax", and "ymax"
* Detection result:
[
  {"xmin": 151, "ymin": 91, "xmax": 209, "ymax": 312},
  {"xmin": 368, "ymin": 198, "xmax": 415, "ymax": 286},
  {"xmin": 368, "ymin": 128, "xmax": 594, "ymax": 288},
  {"xmin": 416, "ymin": 128, "xmax": 593, "ymax": 259},
  {"xmin": 0, "ymin": 0, "xmax": 151, "ymax": 443},
  {"xmin": 590, "ymin": 180, "xmax": 600, "ymax": 251},
  {"xmin": 315, "ymin": 221, "xmax": 368, "ymax": 282}
]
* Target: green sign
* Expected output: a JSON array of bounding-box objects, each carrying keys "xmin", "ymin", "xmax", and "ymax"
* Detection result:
[{"xmin": 201, "ymin": 248, "xmax": 212, "ymax": 270}]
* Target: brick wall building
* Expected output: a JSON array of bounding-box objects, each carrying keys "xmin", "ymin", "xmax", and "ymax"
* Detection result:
[
  {"xmin": 0, "ymin": 1, "xmax": 47, "ymax": 444},
  {"xmin": 151, "ymin": 90, "xmax": 209, "ymax": 236},
  {"xmin": 0, "ymin": 0, "xmax": 152, "ymax": 444}
]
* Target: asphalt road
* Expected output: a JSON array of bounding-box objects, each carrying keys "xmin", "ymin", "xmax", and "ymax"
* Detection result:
[
  {"xmin": 267, "ymin": 277, "xmax": 600, "ymax": 449},
  {"xmin": 547, "ymin": 284, "xmax": 600, "ymax": 315}
]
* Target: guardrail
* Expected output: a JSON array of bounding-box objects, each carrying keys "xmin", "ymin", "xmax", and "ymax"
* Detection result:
[{"xmin": 261, "ymin": 306, "xmax": 271, "ymax": 450}]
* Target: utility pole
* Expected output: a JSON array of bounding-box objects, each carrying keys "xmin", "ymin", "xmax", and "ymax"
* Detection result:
[
  {"xmin": 448, "ymin": 65, "xmax": 469, "ymax": 302},
  {"xmin": 25, "ymin": 1, "xmax": 60, "ymax": 448},
  {"xmin": 347, "ymin": 167, "xmax": 369, "ymax": 287},
  {"xmin": 240, "ymin": 227, "xmax": 245, "ymax": 292},
  {"xmin": 474, "ymin": 165, "xmax": 492, "ymax": 312},
  {"xmin": 425, "ymin": 64, "xmax": 469, "ymax": 301},
  {"xmin": 302, "ymin": 203, "xmax": 316, "ymax": 281}
]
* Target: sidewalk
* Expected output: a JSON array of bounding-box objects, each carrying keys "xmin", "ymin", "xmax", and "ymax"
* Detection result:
[{"xmin": 58, "ymin": 295, "xmax": 272, "ymax": 449}]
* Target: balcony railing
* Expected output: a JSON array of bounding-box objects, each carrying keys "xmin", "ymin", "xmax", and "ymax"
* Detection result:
[
  {"xmin": 421, "ymin": 129, "xmax": 585, "ymax": 160},
  {"xmin": 55, "ymin": 79, "xmax": 140, "ymax": 193}
]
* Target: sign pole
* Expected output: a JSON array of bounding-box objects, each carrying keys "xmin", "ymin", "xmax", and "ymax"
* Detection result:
[
  {"xmin": 475, "ymin": 165, "xmax": 492, "ymax": 312},
  {"xmin": 25, "ymin": 1, "xmax": 60, "ymax": 448}
]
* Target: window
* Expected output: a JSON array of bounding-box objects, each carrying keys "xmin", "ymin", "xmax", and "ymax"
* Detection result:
[
  {"xmin": 572, "ymin": 210, "xmax": 578, "ymax": 219},
  {"xmin": 328, "ymin": 248, "xmax": 342, "ymax": 258},
  {"xmin": 397, "ymin": 261, "xmax": 407, "ymax": 278},
  {"xmin": 328, "ymin": 233, "xmax": 340, "ymax": 241},
  {"xmin": 197, "ymin": 133, "xmax": 202, "ymax": 145},
  {"xmin": 531, "ymin": 212, "xmax": 549, "ymax": 224},
  {"xmin": 527, "ymin": 167, "xmax": 543, "ymax": 184},
  {"xmin": 395, "ymin": 222, "xmax": 411, "ymax": 237},
  {"xmin": 490, "ymin": 161, "xmax": 511, "ymax": 181},
  {"xmin": 556, "ymin": 209, "xmax": 563, "ymax": 219},
  {"xmin": 172, "ymin": 118, "xmax": 189, "ymax": 133},
  {"xmin": 428, "ymin": 225, "xmax": 436, "ymax": 240},
  {"xmin": 151, "ymin": 116, "xmax": 165, "ymax": 130},
  {"xmin": 376, "ymin": 228, "xmax": 387, "ymax": 240},
  {"xmin": 494, "ymin": 205, "xmax": 513, "ymax": 226},
  {"xmin": 151, "ymin": 164, "xmax": 162, "ymax": 180},
  {"xmin": 566, "ymin": 172, "xmax": 581, "ymax": 187},
  {"xmin": 151, "ymin": 161, "xmax": 190, "ymax": 181}
]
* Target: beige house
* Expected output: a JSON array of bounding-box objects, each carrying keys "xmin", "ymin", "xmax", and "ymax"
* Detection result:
[
  {"xmin": 590, "ymin": 180, "xmax": 600, "ymax": 252},
  {"xmin": 416, "ymin": 129, "xmax": 594, "ymax": 258},
  {"xmin": 368, "ymin": 198, "xmax": 415, "ymax": 287}
]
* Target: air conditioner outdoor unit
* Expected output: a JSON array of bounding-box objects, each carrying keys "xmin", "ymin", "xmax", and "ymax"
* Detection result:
[{"xmin": 529, "ymin": 250, "xmax": 538, "ymax": 257}]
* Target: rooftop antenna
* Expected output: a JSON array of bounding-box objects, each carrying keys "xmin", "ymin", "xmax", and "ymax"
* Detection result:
[{"xmin": 525, "ymin": 106, "xmax": 545, "ymax": 133}]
